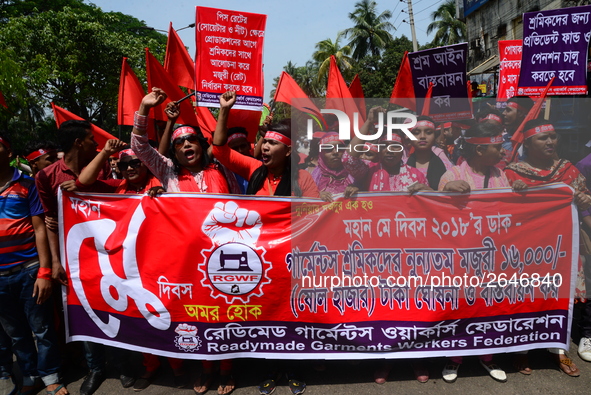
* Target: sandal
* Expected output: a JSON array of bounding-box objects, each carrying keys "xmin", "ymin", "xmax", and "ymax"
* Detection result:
[
  {"xmin": 479, "ymin": 361, "xmax": 507, "ymax": 383},
  {"xmin": 257, "ymin": 378, "xmax": 276, "ymax": 395},
  {"xmin": 287, "ymin": 378, "xmax": 306, "ymax": 395},
  {"xmin": 512, "ymin": 354, "xmax": 532, "ymax": 375},
  {"xmin": 45, "ymin": 383, "xmax": 68, "ymax": 395},
  {"xmin": 553, "ymin": 354, "xmax": 580, "ymax": 377},
  {"xmin": 442, "ymin": 364, "xmax": 460, "ymax": 383},
  {"xmin": 194, "ymin": 373, "xmax": 213, "ymax": 395},
  {"xmin": 217, "ymin": 374, "xmax": 235, "ymax": 395}
]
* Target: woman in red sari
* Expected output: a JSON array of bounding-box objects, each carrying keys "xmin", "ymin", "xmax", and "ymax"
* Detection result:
[
  {"xmin": 130, "ymin": 89, "xmax": 235, "ymax": 394},
  {"xmin": 131, "ymin": 88, "xmax": 230, "ymax": 195},
  {"xmin": 505, "ymin": 119, "xmax": 591, "ymax": 377},
  {"xmin": 212, "ymin": 91, "xmax": 319, "ymax": 199}
]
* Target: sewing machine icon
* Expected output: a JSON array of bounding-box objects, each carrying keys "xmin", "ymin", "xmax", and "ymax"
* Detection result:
[{"xmin": 218, "ymin": 250, "xmax": 253, "ymax": 272}]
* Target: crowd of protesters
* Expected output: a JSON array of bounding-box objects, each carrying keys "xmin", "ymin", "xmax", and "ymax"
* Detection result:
[{"xmin": 1, "ymin": 88, "xmax": 591, "ymax": 395}]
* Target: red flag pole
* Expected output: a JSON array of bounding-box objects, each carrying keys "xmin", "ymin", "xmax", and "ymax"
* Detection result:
[{"xmin": 508, "ymin": 77, "xmax": 555, "ymax": 163}]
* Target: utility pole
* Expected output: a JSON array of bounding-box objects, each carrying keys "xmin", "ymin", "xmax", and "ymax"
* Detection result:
[{"xmin": 406, "ymin": 0, "xmax": 418, "ymax": 52}]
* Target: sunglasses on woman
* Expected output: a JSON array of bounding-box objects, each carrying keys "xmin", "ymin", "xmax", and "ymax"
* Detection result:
[
  {"xmin": 173, "ymin": 134, "xmax": 199, "ymax": 148},
  {"xmin": 117, "ymin": 159, "xmax": 143, "ymax": 171}
]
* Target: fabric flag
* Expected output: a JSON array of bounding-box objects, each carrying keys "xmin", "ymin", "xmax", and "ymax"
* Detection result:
[
  {"xmin": 273, "ymin": 71, "xmax": 325, "ymax": 128},
  {"xmin": 196, "ymin": 107, "xmax": 217, "ymax": 137},
  {"xmin": 118, "ymin": 57, "xmax": 159, "ymax": 141},
  {"xmin": 390, "ymin": 51, "xmax": 416, "ymax": 112},
  {"xmin": 227, "ymin": 109, "xmax": 262, "ymax": 142},
  {"xmin": 117, "ymin": 57, "xmax": 145, "ymax": 126},
  {"xmin": 51, "ymin": 103, "xmax": 117, "ymax": 150},
  {"xmin": 509, "ymin": 77, "xmax": 555, "ymax": 162},
  {"xmin": 0, "ymin": 91, "xmax": 7, "ymax": 110},
  {"xmin": 421, "ymin": 82, "xmax": 434, "ymax": 116},
  {"xmin": 145, "ymin": 48, "xmax": 202, "ymax": 135},
  {"xmin": 348, "ymin": 74, "xmax": 367, "ymax": 122},
  {"xmin": 164, "ymin": 22, "xmax": 196, "ymax": 90},
  {"xmin": 326, "ymin": 55, "xmax": 361, "ymax": 134}
]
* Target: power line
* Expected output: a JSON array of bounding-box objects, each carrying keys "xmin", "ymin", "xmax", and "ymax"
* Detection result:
[{"xmin": 414, "ymin": 0, "xmax": 445, "ymax": 16}]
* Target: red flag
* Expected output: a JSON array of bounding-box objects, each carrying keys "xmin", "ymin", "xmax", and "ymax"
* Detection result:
[
  {"xmin": 326, "ymin": 55, "xmax": 360, "ymax": 135},
  {"xmin": 510, "ymin": 77, "xmax": 554, "ymax": 146},
  {"xmin": 509, "ymin": 77, "xmax": 555, "ymax": 163},
  {"xmin": 0, "ymin": 91, "xmax": 7, "ymax": 110},
  {"xmin": 51, "ymin": 103, "xmax": 117, "ymax": 150},
  {"xmin": 421, "ymin": 82, "xmax": 434, "ymax": 116},
  {"xmin": 348, "ymin": 74, "xmax": 367, "ymax": 122},
  {"xmin": 118, "ymin": 57, "xmax": 159, "ymax": 140},
  {"xmin": 118, "ymin": 57, "xmax": 145, "ymax": 126},
  {"xmin": 195, "ymin": 107, "xmax": 217, "ymax": 137},
  {"xmin": 164, "ymin": 22, "xmax": 196, "ymax": 90},
  {"xmin": 145, "ymin": 48, "xmax": 202, "ymax": 135},
  {"xmin": 273, "ymin": 71, "xmax": 325, "ymax": 127},
  {"xmin": 390, "ymin": 51, "xmax": 416, "ymax": 111},
  {"xmin": 227, "ymin": 109, "xmax": 262, "ymax": 142}
]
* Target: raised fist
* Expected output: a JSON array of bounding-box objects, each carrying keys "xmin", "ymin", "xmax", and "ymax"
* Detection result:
[{"xmin": 202, "ymin": 201, "xmax": 262, "ymax": 246}]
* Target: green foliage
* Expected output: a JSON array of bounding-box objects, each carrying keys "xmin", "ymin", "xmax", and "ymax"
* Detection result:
[
  {"xmin": 342, "ymin": 0, "xmax": 394, "ymax": 61},
  {"xmin": 271, "ymin": 0, "xmax": 405, "ymax": 106},
  {"xmin": 0, "ymin": 0, "xmax": 166, "ymax": 148},
  {"xmin": 312, "ymin": 33, "xmax": 354, "ymax": 86},
  {"xmin": 426, "ymin": 0, "xmax": 466, "ymax": 47},
  {"xmin": 352, "ymin": 35, "xmax": 414, "ymax": 99}
]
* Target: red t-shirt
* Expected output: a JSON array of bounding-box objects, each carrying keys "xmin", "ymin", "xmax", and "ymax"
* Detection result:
[{"xmin": 36, "ymin": 159, "xmax": 111, "ymax": 217}]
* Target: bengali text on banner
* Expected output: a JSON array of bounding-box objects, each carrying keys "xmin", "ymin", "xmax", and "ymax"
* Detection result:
[
  {"xmin": 60, "ymin": 184, "xmax": 577, "ymax": 360},
  {"xmin": 194, "ymin": 7, "xmax": 266, "ymax": 111}
]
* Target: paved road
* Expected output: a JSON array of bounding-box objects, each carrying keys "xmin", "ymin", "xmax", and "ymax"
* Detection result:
[{"xmin": 18, "ymin": 340, "xmax": 590, "ymax": 395}]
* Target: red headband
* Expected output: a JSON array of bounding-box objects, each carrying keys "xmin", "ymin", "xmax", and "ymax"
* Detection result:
[
  {"xmin": 119, "ymin": 149, "xmax": 135, "ymax": 159},
  {"xmin": 524, "ymin": 124, "xmax": 555, "ymax": 139},
  {"xmin": 364, "ymin": 143, "xmax": 378, "ymax": 152},
  {"xmin": 413, "ymin": 120, "xmax": 435, "ymax": 130},
  {"xmin": 0, "ymin": 137, "xmax": 10, "ymax": 151},
  {"xmin": 25, "ymin": 148, "xmax": 53, "ymax": 162},
  {"xmin": 265, "ymin": 131, "xmax": 292, "ymax": 146},
  {"xmin": 320, "ymin": 133, "xmax": 343, "ymax": 145},
  {"xmin": 480, "ymin": 114, "xmax": 503, "ymax": 123},
  {"xmin": 506, "ymin": 101, "xmax": 525, "ymax": 112},
  {"xmin": 379, "ymin": 133, "xmax": 403, "ymax": 144},
  {"xmin": 172, "ymin": 126, "xmax": 197, "ymax": 141},
  {"xmin": 464, "ymin": 135, "xmax": 503, "ymax": 145},
  {"xmin": 227, "ymin": 133, "xmax": 248, "ymax": 144},
  {"xmin": 442, "ymin": 122, "xmax": 452, "ymax": 128}
]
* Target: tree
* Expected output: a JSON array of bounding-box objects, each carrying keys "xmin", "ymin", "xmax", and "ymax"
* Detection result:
[
  {"xmin": 312, "ymin": 33, "xmax": 354, "ymax": 84},
  {"xmin": 0, "ymin": 1, "xmax": 166, "ymax": 146},
  {"xmin": 342, "ymin": 0, "xmax": 394, "ymax": 61},
  {"xmin": 352, "ymin": 35, "xmax": 414, "ymax": 99},
  {"xmin": 426, "ymin": 0, "xmax": 466, "ymax": 47}
]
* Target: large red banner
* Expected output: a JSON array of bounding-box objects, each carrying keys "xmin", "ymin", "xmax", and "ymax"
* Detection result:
[
  {"xmin": 60, "ymin": 185, "xmax": 577, "ymax": 359},
  {"xmin": 195, "ymin": 7, "xmax": 266, "ymax": 111}
]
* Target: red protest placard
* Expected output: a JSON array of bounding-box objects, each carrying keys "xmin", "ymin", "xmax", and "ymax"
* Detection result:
[
  {"xmin": 497, "ymin": 40, "xmax": 522, "ymax": 101},
  {"xmin": 195, "ymin": 7, "xmax": 266, "ymax": 111}
]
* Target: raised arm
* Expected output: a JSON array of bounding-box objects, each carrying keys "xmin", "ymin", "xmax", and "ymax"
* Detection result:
[
  {"xmin": 78, "ymin": 139, "xmax": 127, "ymax": 186},
  {"xmin": 347, "ymin": 106, "xmax": 385, "ymax": 158},
  {"xmin": 213, "ymin": 91, "xmax": 237, "ymax": 146},
  {"xmin": 158, "ymin": 102, "xmax": 180, "ymax": 156},
  {"xmin": 133, "ymin": 87, "xmax": 167, "ymax": 136}
]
